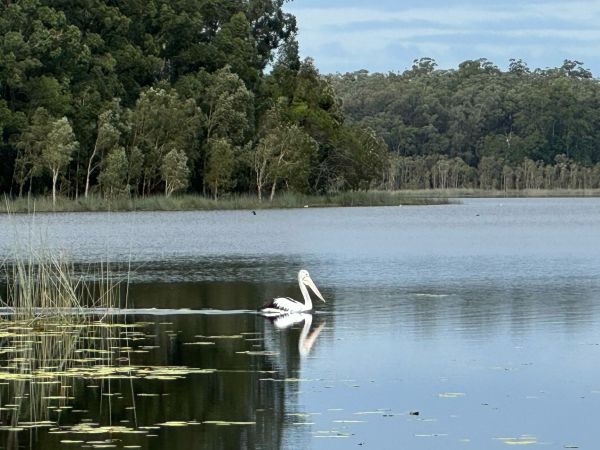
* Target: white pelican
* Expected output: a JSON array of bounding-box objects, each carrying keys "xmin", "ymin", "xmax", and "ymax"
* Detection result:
[{"xmin": 260, "ymin": 270, "xmax": 325, "ymax": 316}]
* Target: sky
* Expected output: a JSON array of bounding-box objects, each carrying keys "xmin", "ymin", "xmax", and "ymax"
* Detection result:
[{"xmin": 285, "ymin": 0, "xmax": 600, "ymax": 75}]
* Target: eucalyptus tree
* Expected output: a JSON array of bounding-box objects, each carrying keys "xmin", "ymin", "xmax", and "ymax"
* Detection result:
[
  {"xmin": 43, "ymin": 117, "xmax": 78, "ymax": 204},
  {"xmin": 202, "ymin": 67, "xmax": 254, "ymax": 145},
  {"xmin": 205, "ymin": 138, "xmax": 235, "ymax": 200},
  {"xmin": 253, "ymin": 112, "xmax": 318, "ymax": 201},
  {"xmin": 478, "ymin": 156, "xmax": 503, "ymax": 190},
  {"xmin": 98, "ymin": 147, "xmax": 128, "ymax": 198},
  {"xmin": 176, "ymin": 66, "xmax": 253, "ymax": 192},
  {"xmin": 214, "ymin": 12, "xmax": 261, "ymax": 88},
  {"xmin": 246, "ymin": 0, "xmax": 298, "ymax": 70},
  {"xmin": 161, "ymin": 148, "xmax": 190, "ymax": 197},
  {"xmin": 128, "ymin": 86, "xmax": 201, "ymax": 195},
  {"xmin": 329, "ymin": 126, "xmax": 388, "ymax": 190},
  {"xmin": 14, "ymin": 108, "xmax": 51, "ymax": 196},
  {"xmin": 84, "ymin": 106, "xmax": 122, "ymax": 198}
]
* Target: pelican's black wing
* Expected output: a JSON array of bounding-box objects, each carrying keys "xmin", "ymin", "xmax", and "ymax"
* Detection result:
[{"xmin": 259, "ymin": 297, "xmax": 295, "ymax": 311}]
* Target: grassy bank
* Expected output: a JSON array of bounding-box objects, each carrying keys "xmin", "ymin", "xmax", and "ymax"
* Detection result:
[
  {"xmin": 2, "ymin": 191, "xmax": 451, "ymax": 213},
  {"xmin": 397, "ymin": 188, "xmax": 600, "ymax": 198},
  {"xmin": 4, "ymin": 188, "xmax": 598, "ymax": 213}
]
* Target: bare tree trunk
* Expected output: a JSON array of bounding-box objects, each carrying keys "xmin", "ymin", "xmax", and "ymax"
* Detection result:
[
  {"xmin": 52, "ymin": 171, "xmax": 58, "ymax": 206},
  {"xmin": 85, "ymin": 144, "xmax": 99, "ymax": 198},
  {"xmin": 269, "ymin": 179, "xmax": 277, "ymax": 202},
  {"xmin": 74, "ymin": 153, "xmax": 80, "ymax": 199},
  {"xmin": 18, "ymin": 178, "xmax": 24, "ymax": 198},
  {"xmin": 255, "ymin": 163, "xmax": 264, "ymax": 201}
]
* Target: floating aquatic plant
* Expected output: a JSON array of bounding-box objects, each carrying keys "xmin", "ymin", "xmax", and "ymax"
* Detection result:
[{"xmin": 495, "ymin": 435, "xmax": 538, "ymax": 445}]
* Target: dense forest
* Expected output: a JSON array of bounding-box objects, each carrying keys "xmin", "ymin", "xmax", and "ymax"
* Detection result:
[
  {"xmin": 0, "ymin": 0, "xmax": 387, "ymax": 203},
  {"xmin": 332, "ymin": 58, "xmax": 600, "ymax": 191},
  {"xmin": 2, "ymin": 2, "xmax": 600, "ymax": 202}
]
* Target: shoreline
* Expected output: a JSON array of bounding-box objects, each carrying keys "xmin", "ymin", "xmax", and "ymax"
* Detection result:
[
  {"xmin": 399, "ymin": 188, "xmax": 600, "ymax": 198},
  {"xmin": 3, "ymin": 189, "xmax": 599, "ymax": 214},
  {"xmin": 2, "ymin": 192, "xmax": 450, "ymax": 214}
]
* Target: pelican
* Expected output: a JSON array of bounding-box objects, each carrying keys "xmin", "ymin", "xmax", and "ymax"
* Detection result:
[{"xmin": 260, "ymin": 270, "xmax": 325, "ymax": 316}]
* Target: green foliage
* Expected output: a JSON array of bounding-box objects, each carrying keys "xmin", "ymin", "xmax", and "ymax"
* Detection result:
[
  {"xmin": 128, "ymin": 87, "xmax": 201, "ymax": 194},
  {"xmin": 0, "ymin": 0, "xmax": 386, "ymax": 200},
  {"xmin": 214, "ymin": 13, "xmax": 260, "ymax": 87},
  {"xmin": 333, "ymin": 59, "xmax": 600, "ymax": 173},
  {"xmin": 200, "ymin": 67, "xmax": 254, "ymax": 144},
  {"xmin": 253, "ymin": 105, "xmax": 318, "ymax": 200},
  {"xmin": 205, "ymin": 138, "xmax": 235, "ymax": 199},
  {"xmin": 330, "ymin": 126, "xmax": 389, "ymax": 190},
  {"xmin": 98, "ymin": 147, "xmax": 129, "ymax": 198},
  {"xmin": 331, "ymin": 58, "xmax": 600, "ymax": 191},
  {"xmin": 14, "ymin": 108, "xmax": 52, "ymax": 196},
  {"xmin": 246, "ymin": 0, "xmax": 297, "ymax": 70}
]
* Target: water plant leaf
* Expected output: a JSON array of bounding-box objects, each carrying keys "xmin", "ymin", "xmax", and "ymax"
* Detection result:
[
  {"xmin": 496, "ymin": 436, "xmax": 538, "ymax": 445},
  {"xmin": 203, "ymin": 420, "xmax": 256, "ymax": 426},
  {"xmin": 438, "ymin": 392, "xmax": 466, "ymax": 398}
]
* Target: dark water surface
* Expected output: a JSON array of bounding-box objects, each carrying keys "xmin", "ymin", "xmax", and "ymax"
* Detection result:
[{"xmin": 0, "ymin": 198, "xmax": 600, "ymax": 449}]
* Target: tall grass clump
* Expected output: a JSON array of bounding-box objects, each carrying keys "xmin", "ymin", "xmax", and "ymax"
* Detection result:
[
  {"xmin": 4, "ymin": 247, "xmax": 82, "ymax": 322},
  {"xmin": 1, "ymin": 249, "xmax": 122, "ymax": 323},
  {"xmin": 0, "ymin": 209, "xmax": 123, "ymax": 323}
]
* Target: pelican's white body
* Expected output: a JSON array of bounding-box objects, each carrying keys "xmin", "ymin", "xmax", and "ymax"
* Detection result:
[{"xmin": 260, "ymin": 270, "xmax": 325, "ymax": 316}]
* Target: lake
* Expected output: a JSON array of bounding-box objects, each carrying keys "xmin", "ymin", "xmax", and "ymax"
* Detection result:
[{"xmin": 0, "ymin": 198, "xmax": 599, "ymax": 449}]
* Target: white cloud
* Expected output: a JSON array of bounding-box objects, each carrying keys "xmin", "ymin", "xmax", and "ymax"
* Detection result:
[
  {"xmin": 290, "ymin": 1, "xmax": 600, "ymax": 29},
  {"xmin": 292, "ymin": 5, "xmax": 518, "ymax": 30},
  {"xmin": 286, "ymin": 0, "xmax": 600, "ymax": 73},
  {"xmin": 498, "ymin": 28, "xmax": 600, "ymax": 40}
]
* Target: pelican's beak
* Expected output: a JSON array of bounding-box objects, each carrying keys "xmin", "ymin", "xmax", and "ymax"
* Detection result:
[{"xmin": 305, "ymin": 276, "xmax": 326, "ymax": 303}]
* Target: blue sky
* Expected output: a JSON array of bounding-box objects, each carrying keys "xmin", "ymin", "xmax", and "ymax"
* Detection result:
[{"xmin": 285, "ymin": 0, "xmax": 600, "ymax": 75}]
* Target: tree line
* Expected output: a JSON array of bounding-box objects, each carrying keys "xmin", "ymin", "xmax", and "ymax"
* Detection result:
[
  {"xmin": 385, "ymin": 154, "xmax": 600, "ymax": 191},
  {"xmin": 0, "ymin": 0, "xmax": 387, "ymax": 203},
  {"xmin": 332, "ymin": 58, "xmax": 600, "ymax": 190}
]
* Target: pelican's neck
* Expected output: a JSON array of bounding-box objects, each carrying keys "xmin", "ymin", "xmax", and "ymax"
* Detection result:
[{"xmin": 298, "ymin": 274, "xmax": 312, "ymax": 310}]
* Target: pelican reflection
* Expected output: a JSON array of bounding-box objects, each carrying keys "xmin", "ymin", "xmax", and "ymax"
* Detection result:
[{"xmin": 268, "ymin": 313, "xmax": 326, "ymax": 357}]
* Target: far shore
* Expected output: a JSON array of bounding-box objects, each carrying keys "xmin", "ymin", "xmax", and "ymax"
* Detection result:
[
  {"xmin": 397, "ymin": 188, "xmax": 600, "ymax": 198},
  {"xmin": 3, "ymin": 189, "xmax": 599, "ymax": 214}
]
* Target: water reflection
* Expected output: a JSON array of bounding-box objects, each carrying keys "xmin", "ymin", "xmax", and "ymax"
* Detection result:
[
  {"xmin": 266, "ymin": 314, "xmax": 327, "ymax": 357},
  {"xmin": 0, "ymin": 280, "xmax": 334, "ymax": 450}
]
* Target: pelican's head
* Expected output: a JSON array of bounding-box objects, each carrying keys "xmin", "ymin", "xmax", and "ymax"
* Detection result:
[{"xmin": 299, "ymin": 270, "xmax": 326, "ymax": 303}]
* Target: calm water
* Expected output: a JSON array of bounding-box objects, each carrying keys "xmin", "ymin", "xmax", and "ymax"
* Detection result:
[{"xmin": 1, "ymin": 198, "xmax": 600, "ymax": 449}]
